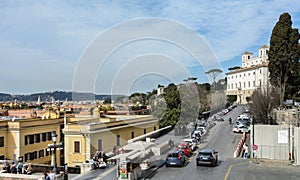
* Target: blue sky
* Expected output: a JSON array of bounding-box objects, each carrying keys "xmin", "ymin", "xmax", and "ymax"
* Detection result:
[{"xmin": 0, "ymin": 0, "xmax": 299, "ymax": 95}]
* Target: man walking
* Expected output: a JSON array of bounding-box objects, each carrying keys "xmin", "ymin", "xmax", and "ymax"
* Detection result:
[{"xmin": 243, "ymin": 144, "xmax": 248, "ymax": 159}]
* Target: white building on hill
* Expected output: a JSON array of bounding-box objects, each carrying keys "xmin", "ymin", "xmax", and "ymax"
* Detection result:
[{"xmin": 226, "ymin": 45, "xmax": 270, "ymax": 104}]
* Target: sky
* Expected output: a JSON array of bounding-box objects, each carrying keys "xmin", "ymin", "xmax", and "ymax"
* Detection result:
[{"xmin": 0, "ymin": 0, "xmax": 299, "ymax": 95}]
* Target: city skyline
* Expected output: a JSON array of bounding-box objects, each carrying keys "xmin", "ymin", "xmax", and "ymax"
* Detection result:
[{"xmin": 1, "ymin": 1, "xmax": 299, "ymax": 95}]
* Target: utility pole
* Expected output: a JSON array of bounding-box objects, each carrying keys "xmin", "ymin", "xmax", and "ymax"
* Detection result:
[
  {"xmin": 292, "ymin": 121, "xmax": 295, "ymax": 162},
  {"xmin": 288, "ymin": 118, "xmax": 291, "ymax": 160},
  {"xmin": 252, "ymin": 116, "xmax": 255, "ymax": 158}
]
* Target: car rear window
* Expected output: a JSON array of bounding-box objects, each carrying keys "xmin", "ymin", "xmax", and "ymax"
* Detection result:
[
  {"xmin": 168, "ymin": 153, "xmax": 179, "ymax": 157},
  {"xmin": 199, "ymin": 152, "xmax": 212, "ymax": 156},
  {"xmin": 178, "ymin": 145, "xmax": 187, "ymax": 149}
]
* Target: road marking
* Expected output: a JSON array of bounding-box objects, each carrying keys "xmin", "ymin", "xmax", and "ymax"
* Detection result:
[{"xmin": 224, "ymin": 162, "xmax": 247, "ymax": 180}]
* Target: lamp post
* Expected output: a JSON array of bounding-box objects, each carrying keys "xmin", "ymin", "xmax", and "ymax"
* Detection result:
[{"xmin": 48, "ymin": 131, "xmax": 58, "ymax": 175}]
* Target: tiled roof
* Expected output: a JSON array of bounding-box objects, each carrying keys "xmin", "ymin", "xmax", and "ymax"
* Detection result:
[
  {"xmin": 260, "ymin": 45, "xmax": 269, "ymax": 49},
  {"xmin": 242, "ymin": 51, "xmax": 253, "ymax": 55},
  {"xmin": 225, "ymin": 62, "xmax": 269, "ymax": 75}
]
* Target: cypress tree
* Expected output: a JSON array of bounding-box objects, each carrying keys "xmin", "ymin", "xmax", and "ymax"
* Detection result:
[{"xmin": 268, "ymin": 13, "xmax": 300, "ymax": 107}]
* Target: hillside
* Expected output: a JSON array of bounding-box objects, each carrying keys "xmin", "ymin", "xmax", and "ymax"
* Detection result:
[{"xmin": 0, "ymin": 91, "xmax": 124, "ymax": 102}]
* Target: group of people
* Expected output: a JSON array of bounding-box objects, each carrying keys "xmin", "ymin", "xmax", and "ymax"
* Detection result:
[
  {"xmin": 42, "ymin": 170, "xmax": 55, "ymax": 180},
  {"xmin": 2, "ymin": 160, "xmax": 32, "ymax": 175},
  {"xmin": 92, "ymin": 150, "xmax": 108, "ymax": 169}
]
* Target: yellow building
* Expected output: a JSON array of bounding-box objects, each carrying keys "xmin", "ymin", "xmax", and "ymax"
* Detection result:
[
  {"xmin": 0, "ymin": 111, "xmax": 64, "ymax": 166},
  {"xmin": 63, "ymin": 115, "xmax": 159, "ymax": 167}
]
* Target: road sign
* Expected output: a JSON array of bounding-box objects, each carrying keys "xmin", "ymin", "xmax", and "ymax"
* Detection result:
[{"xmin": 252, "ymin": 144, "xmax": 258, "ymax": 151}]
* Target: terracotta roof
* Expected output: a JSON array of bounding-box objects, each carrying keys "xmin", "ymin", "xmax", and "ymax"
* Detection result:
[
  {"xmin": 260, "ymin": 45, "xmax": 269, "ymax": 49},
  {"xmin": 225, "ymin": 62, "xmax": 269, "ymax": 75},
  {"xmin": 242, "ymin": 51, "xmax": 253, "ymax": 55}
]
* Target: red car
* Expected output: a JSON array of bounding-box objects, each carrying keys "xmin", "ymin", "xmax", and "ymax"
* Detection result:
[{"xmin": 177, "ymin": 142, "xmax": 192, "ymax": 157}]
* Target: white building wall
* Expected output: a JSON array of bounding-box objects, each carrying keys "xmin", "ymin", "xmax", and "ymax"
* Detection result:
[
  {"xmin": 252, "ymin": 124, "xmax": 300, "ymax": 165},
  {"xmin": 251, "ymin": 125, "xmax": 289, "ymax": 160},
  {"xmin": 226, "ymin": 45, "xmax": 269, "ymax": 104}
]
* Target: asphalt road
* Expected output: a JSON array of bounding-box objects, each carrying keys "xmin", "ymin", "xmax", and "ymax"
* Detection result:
[
  {"xmin": 148, "ymin": 106, "xmax": 246, "ymax": 180},
  {"xmin": 74, "ymin": 105, "xmax": 300, "ymax": 179}
]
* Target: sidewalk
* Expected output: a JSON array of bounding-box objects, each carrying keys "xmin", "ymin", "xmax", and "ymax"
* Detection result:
[{"xmin": 250, "ymin": 158, "xmax": 294, "ymax": 167}]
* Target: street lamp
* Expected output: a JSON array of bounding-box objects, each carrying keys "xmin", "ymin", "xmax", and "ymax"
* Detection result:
[{"xmin": 49, "ymin": 131, "xmax": 58, "ymax": 175}]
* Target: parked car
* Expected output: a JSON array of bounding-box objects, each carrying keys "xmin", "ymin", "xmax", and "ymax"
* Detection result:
[
  {"xmin": 236, "ymin": 120, "xmax": 250, "ymax": 127},
  {"xmin": 232, "ymin": 125, "xmax": 250, "ymax": 133},
  {"xmin": 195, "ymin": 126, "xmax": 207, "ymax": 135},
  {"xmin": 222, "ymin": 109, "xmax": 229, "ymax": 115},
  {"xmin": 178, "ymin": 142, "xmax": 192, "ymax": 157},
  {"xmin": 192, "ymin": 131, "xmax": 201, "ymax": 143},
  {"xmin": 207, "ymin": 120, "xmax": 216, "ymax": 127},
  {"xmin": 196, "ymin": 148, "xmax": 218, "ymax": 166},
  {"xmin": 183, "ymin": 138, "xmax": 197, "ymax": 151},
  {"xmin": 165, "ymin": 149, "xmax": 186, "ymax": 167},
  {"xmin": 213, "ymin": 115, "xmax": 224, "ymax": 121},
  {"xmin": 198, "ymin": 122, "xmax": 209, "ymax": 129},
  {"xmin": 238, "ymin": 114, "xmax": 250, "ymax": 119}
]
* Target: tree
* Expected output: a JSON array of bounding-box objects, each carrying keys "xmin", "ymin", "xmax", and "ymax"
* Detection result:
[
  {"xmin": 246, "ymin": 97, "xmax": 251, "ymax": 104},
  {"xmin": 129, "ymin": 92, "xmax": 146, "ymax": 105},
  {"xmin": 205, "ymin": 69, "xmax": 223, "ymax": 90},
  {"xmin": 103, "ymin": 97, "xmax": 111, "ymax": 104},
  {"xmin": 178, "ymin": 82, "xmax": 200, "ymax": 127},
  {"xmin": 268, "ymin": 13, "xmax": 300, "ymax": 107},
  {"xmin": 250, "ymin": 89, "xmax": 280, "ymax": 124},
  {"xmin": 227, "ymin": 95, "xmax": 237, "ymax": 104},
  {"xmin": 150, "ymin": 83, "xmax": 181, "ymax": 128}
]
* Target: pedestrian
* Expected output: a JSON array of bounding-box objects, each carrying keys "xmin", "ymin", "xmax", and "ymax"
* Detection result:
[
  {"xmin": 17, "ymin": 161, "xmax": 23, "ymax": 174},
  {"xmin": 102, "ymin": 151, "xmax": 108, "ymax": 163},
  {"xmin": 10, "ymin": 162, "xmax": 17, "ymax": 174},
  {"xmin": 241, "ymin": 143, "xmax": 246, "ymax": 158},
  {"xmin": 112, "ymin": 146, "xmax": 117, "ymax": 155},
  {"xmin": 48, "ymin": 170, "xmax": 55, "ymax": 180},
  {"xmin": 3, "ymin": 160, "xmax": 11, "ymax": 173},
  {"xmin": 43, "ymin": 171, "xmax": 50, "ymax": 180},
  {"xmin": 243, "ymin": 144, "xmax": 249, "ymax": 159},
  {"xmin": 93, "ymin": 151, "xmax": 99, "ymax": 161},
  {"xmin": 25, "ymin": 163, "xmax": 33, "ymax": 175}
]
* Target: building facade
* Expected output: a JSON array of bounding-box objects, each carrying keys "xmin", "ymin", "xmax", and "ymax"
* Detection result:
[
  {"xmin": 226, "ymin": 45, "xmax": 270, "ymax": 104},
  {"xmin": 63, "ymin": 115, "xmax": 159, "ymax": 167},
  {"xmin": 0, "ymin": 115, "xmax": 64, "ymax": 166}
]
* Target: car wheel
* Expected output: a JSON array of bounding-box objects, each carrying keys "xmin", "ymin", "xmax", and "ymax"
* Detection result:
[
  {"xmin": 196, "ymin": 161, "xmax": 200, "ymax": 166},
  {"xmin": 165, "ymin": 164, "xmax": 169, "ymax": 167}
]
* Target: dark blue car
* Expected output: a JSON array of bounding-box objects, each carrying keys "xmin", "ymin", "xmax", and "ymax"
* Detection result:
[
  {"xmin": 165, "ymin": 149, "xmax": 186, "ymax": 167},
  {"xmin": 196, "ymin": 148, "xmax": 218, "ymax": 166}
]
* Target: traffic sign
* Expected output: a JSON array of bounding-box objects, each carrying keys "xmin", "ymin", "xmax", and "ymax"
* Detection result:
[{"xmin": 252, "ymin": 144, "xmax": 258, "ymax": 151}]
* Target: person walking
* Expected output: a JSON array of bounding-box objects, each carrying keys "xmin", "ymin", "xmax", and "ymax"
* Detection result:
[{"xmin": 243, "ymin": 144, "xmax": 249, "ymax": 159}]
